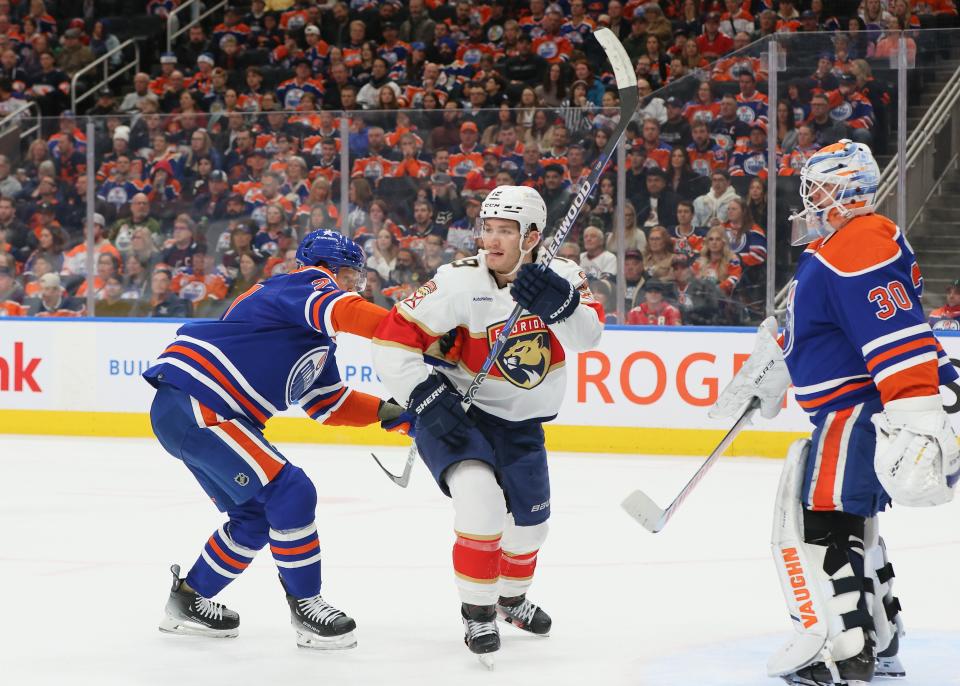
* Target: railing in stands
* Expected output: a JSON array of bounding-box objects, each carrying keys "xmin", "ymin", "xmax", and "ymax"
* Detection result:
[
  {"xmin": 71, "ymin": 38, "xmax": 140, "ymax": 113},
  {"xmin": 0, "ymin": 99, "xmax": 40, "ymax": 143},
  {"xmin": 874, "ymin": 60, "xmax": 960, "ymax": 231},
  {"xmin": 168, "ymin": 0, "xmax": 228, "ymax": 53}
]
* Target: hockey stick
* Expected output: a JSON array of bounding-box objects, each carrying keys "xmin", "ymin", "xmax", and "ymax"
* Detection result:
[
  {"xmin": 621, "ymin": 397, "xmax": 761, "ymax": 533},
  {"xmin": 461, "ymin": 28, "xmax": 638, "ymax": 407},
  {"xmin": 370, "ymin": 30, "xmax": 635, "ymax": 489},
  {"xmin": 370, "ymin": 442, "xmax": 418, "ymax": 488}
]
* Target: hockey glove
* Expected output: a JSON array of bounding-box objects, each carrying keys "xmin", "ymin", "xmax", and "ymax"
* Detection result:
[
  {"xmin": 873, "ymin": 395, "xmax": 960, "ymax": 507},
  {"xmin": 408, "ymin": 374, "xmax": 473, "ymax": 448},
  {"xmin": 511, "ymin": 263, "xmax": 580, "ymax": 325},
  {"xmin": 378, "ymin": 399, "xmax": 416, "ymax": 438},
  {"xmin": 710, "ymin": 316, "xmax": 791, "ymax": 420},
  {"xmin": 424, "ymin": 328, "xmax": 463, "ymax": 369}
]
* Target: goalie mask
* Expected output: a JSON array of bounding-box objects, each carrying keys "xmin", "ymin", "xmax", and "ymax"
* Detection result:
[{"xmin": 789, "ymin": 140, "xmax": 880, "ymax": 246}]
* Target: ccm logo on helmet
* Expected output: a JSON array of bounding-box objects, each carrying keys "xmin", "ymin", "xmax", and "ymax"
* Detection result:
[{"xmin": 780, "ymin": 547, "xmax": 818, "ymax": 629}]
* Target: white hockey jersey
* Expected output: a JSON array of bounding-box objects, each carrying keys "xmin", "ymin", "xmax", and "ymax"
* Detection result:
[{"xmin": 371, "ymin": 253, "xmax": 604, "ymax": 423}]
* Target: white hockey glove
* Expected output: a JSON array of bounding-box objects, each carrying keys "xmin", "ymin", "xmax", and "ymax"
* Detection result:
[
  {"xmin": 710, "ymin": 316, "xmax": 791, "ymax": 421},
  {"xmin": 873, "ymin": 396, "xmax": 960, "ymax": 507}
]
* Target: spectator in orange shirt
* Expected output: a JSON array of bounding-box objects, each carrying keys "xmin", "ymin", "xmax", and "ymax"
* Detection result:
[{"xmin": 626, "ymin": 280, "xmax": 682, "ymax": 326}]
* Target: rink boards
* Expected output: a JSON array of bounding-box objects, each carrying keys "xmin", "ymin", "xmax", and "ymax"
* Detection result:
[{"xmin": 0, "ymin": 318, "xmax": 957, "ymax": 457}]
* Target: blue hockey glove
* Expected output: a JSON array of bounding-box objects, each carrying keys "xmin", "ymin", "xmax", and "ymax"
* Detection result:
[
  {"xmin": 407, "ymin": 374, "xmax": 473, "ymax": 448},
  {"xmin": 378, "ymin": 399, "xmax": 416, "ymax": 438},
  {"xmin": 511, "ymin": 263, "xmax": 580, "ymax": 325}
]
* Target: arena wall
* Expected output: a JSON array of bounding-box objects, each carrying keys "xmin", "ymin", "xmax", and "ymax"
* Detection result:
[{"xmin": 1, "ymin": 319, "xmax": 957, "ymax": 457}]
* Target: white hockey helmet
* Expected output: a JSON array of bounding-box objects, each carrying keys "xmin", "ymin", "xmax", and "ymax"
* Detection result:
[
  {"xmin": 789, "ymin": 139, "xmax": 880, "ymax": 245},
  {"xmin": 477, "ymin": 185, "xmax": 547, "ymax": 240}
]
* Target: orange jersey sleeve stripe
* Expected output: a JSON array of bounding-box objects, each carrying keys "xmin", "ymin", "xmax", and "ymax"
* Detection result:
[
  {"xmin": 865, "ymin": 336, "xmax": 937, "ymax": 373},
  {"xmin": 323, "ymin": 389, "xmax": 381, "ymax": 426},
  {"xmin": 329, "ymin": 296, "xmax": 387, "ymax": 338},
  {"xmin": 305, "ymin": 386, "xmax": 347, "ymax": 416},
  {"xmin": 165, "ymin": 345, "xmax": 269, "ymax": 424},
  {"xmin": 876, "ymin": 359, "xmax": 941, "ymax": 404},
  {"xmin": 310, "ymin": 289, "xmax": 339, "ymax": 331}
]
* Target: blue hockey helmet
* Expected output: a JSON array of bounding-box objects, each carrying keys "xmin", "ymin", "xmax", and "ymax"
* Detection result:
[{"xmin": 296, "ymin": 229, "xmax": 366, "ymax": 290}]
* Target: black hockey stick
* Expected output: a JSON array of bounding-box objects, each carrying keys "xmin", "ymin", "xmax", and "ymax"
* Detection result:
[
  {"xmin": 460, "ymin": 28, "xmax": 639, "ymax": 408},
  {"xmin": 370, "ymin": 442, "xmax": 417, "ymax": 488},
  {"xmin": 621, "ymin": 397, "xmax": 760, "ymax": 533}
]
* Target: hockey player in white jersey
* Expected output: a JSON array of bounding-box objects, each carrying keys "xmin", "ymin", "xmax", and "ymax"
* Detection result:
[
  {"xmin": 371, "ymin": 186, "xmax": 604, "ymax": 666},
  {"xmin": 711, "ymin": 140, "xmax": 960, "ymax": 685}
]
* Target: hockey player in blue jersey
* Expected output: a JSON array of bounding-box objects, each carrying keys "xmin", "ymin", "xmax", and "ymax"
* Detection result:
[
  {"xmin": 711, "ymin": 140, "xmax": 960, "ymax": 685},
  {"xmin": 143, "ymin": 230, "xmax": 413, "ymax": 650}
]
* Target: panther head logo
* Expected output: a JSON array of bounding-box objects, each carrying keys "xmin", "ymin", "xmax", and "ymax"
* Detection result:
[{"xmin": 491, "ymin": 317, "xmax": 552, "ymax": 389}]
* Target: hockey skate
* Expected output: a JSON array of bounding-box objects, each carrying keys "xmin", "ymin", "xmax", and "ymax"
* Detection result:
[
  {"xmin": 782, "ymin": 643, "xmax": 876, "ymax": 686},
  {"xmin": 496, "ymin": 594, "xmax": 552, "ymax": 636},
  {"xmin": 875, "ymin": 633, "xmax": 906, "ymax": 679},
  {"xmin": 462, "ymin": 603, "xmax": 500, "ymax": 670},
  {"xmin": 158, "ymin": 564, "xmax": 239, "ymax": 638},
  {"xmin": 283, "ymin": 584, "xmax": 357, "ymax": 650}
]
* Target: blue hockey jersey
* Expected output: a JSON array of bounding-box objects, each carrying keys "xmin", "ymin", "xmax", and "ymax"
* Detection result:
[
  {"xmin": 143, "ymin": 266, "xmax": 387, "ymax": 428},
  {"xmin": 783, "ymin": 214, "xmax": 958, "ymax": 422}
]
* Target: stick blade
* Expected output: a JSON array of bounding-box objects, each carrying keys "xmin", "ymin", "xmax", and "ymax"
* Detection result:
[
  {"xmin": 593, "ymin": 27, "xmax": 638, "ymax": 89},
  {"xmin": 621, "ymin": 490, "xmax": 667, "ymax": 533},
  {"xmin": 370, "ymin": 452, "xmax": 408, "ymax": 488}
]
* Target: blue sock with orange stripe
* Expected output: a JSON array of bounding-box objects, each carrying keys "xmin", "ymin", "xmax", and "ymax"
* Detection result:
[
  {"xmin": 186, "ymin": 523, "xmax": 264, "ymax": 598},
  {"xmin": 270, "ymin": 523, "xmax": 322, "ymax": 598}
]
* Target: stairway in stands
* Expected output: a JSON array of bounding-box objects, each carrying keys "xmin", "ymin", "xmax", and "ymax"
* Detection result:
[{"xmin": 909, "ymin": 163, "xmax": 960, "ymax": 310}]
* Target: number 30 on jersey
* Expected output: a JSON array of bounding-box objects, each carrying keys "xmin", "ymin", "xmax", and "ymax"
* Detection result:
[{"xmin": 868, "ymin": 280, "xmax": 913, "ymax": 320}]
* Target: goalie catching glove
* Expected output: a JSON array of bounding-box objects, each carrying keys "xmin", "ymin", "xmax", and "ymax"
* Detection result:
[
  {"xmin": 510, "ymin": 263, "xmax": 579, "ymax": 325},
  {"xmin": 710, "ymin": 316, "xmax": 791, "ymax": 421},
  {"xmin": 873, "ymin": 395, "xmax": 960, "ymax": 507}
]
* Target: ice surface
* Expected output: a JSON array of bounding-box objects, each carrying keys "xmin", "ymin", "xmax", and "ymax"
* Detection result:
[{"xmin": 2, "ymin": 436, "xmax": 958, "ymax": 685}]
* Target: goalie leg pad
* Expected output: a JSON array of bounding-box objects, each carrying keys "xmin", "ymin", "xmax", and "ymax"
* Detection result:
[{"xmin": 769, "ymin": 439, "xmax": 876, "ymax": 683}]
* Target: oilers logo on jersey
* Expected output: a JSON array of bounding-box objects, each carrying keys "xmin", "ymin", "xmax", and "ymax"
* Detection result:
[
  {"xmin": 488, "ymin": 315, "xmax": 552, "ymax": 389},
  {"xmin": 286, "ymin": 346, "xmax": 331, "ymax": 405}
]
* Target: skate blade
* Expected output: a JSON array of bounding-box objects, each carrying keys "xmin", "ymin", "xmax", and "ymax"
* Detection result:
[
  {"xmin": 875, "ymin": 656, "xmax": 906, "ymax": 678},
  {"xmin": 158, "ymin": 615, "xmax": 238, "ymax": 638},
  {"xmin": 477, "ymin": 653, "xmax": 495, "ymax": 670},
  {"xmin": 295, "ymin": 629, "xmax": 357, "ymax": 650}
]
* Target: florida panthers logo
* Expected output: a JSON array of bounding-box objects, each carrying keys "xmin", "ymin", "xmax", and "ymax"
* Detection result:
[{"xmin": 488, "ymin": 315, "xmax": 552, "ymax": 389}]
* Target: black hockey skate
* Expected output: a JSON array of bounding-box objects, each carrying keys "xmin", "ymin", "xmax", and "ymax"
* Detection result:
[
  {"xmin": 875, "ymin": 633, "xmax": 906, "ymax": 679},
  {"xmin": 462, "ymin": 603, "xmax": 500, "ymax": 670},
  {"xmin": 281, "ymin": 576, "xmax": 357, "ymax": 650},
  {"xmin": 783, "ymin": 644, "xmax": 876, "ymax": 686},
  {"xmin": 497, "ymin": 594, "xmax": 552, "ymax": 636},
  {"xmin": 158, "ymin": 564, "xmax": 239, "ymax": 638}
]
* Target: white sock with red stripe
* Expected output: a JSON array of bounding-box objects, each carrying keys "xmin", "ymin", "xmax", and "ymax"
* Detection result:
[
  {"xmin": 271, "ymin": 522, "xmax": 323, "ymax": 599},
  {"xmin": 499, "ymin": 517, "xmax": 549, "ymax": 598},
  {"xmin": 448, "ymin": 460, "xmax": 507, "ymax": 606}
]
